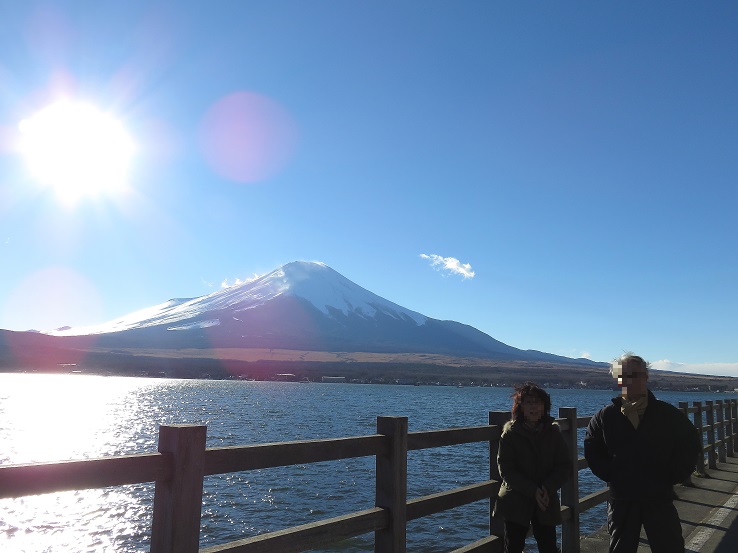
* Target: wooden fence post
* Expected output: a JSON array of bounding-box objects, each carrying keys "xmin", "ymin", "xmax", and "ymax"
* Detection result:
[
  {"xmin": 716, "ymin": 400, "xmax": 727, "ymax": 463},
  {"xmin": 375, "ymin": 416, "xmax": 408, "ymax": 553},
  {"xmin": 489, "ymin": 411, "xmax": 510, "ymax": 538},
  {"xmin": 679, "ymin": 402, "xmax": 695, "ymax": 484},
  {"xmin": 732, "ymin": 399, "xmax": 738, "ymax": 455},
  {"xmin": 725, "ymin": 399, "xmax": 735, "ymax": 457},
  {"xmin": 151, "ymin": 424, "xmax": 207, "ymax": 553},
  {"xmin": 692, "ymin": 401, "xmax": 706, "ymax": 476},
  {"xmin": 705, "ymin": 401, "xmax": 716, "ymax": 469},
  {"xmin": 559, "ymin": 407, "xmax": 580, "ymax": 553}
]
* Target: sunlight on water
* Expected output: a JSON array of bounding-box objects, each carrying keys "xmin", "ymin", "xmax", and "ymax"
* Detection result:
[
  {"xmin": 0, "ymin": 374, "xmax": 160, "ymax": 552},
  {"xmin": 1, "ymin": 487, "xmax": 152, "ymax": 553},
  {"xmin": 0, "ymin": 374, "xmax": 156, "ymax": 464}
]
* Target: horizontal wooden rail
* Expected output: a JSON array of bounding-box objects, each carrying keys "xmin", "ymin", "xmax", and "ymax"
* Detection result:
[
  {"xmin": 407, "ymin": 425, "xmax": 499, "ymax": 450},
  {"xmin": 577, "ymin": 417, "xmax": 592, "ymax": 429},
  {"xmin": 683, "ymin": 403, "xmax": 728, "ymax": 414},
  {"xmin": 0, "ymin": 452, "xmax": 169, "ymax": 499},
  {"xmin": 579, "ymin": 488, "xmax": 609, "ymax": 512},
  {"xmin": 407, "ymin": 479, "xmax": 498, "ymax": 521},
  {"xmin": 200, "ymin": 507, "xmax": 388, "ymax": 553},
  {"xmin": 449, "ymin": 534, "xmax": 502, "ymax": 553},
  {"xmin": 703, "ymin": 440, "xmax": 727, "ymax": 452},
  {"xmin": 203, "ymin": 435, "xmax": 387, "ymax": 475},
  {"xmin": 560, "ymin": 504, "xmax": 572, "ymax": 521}
]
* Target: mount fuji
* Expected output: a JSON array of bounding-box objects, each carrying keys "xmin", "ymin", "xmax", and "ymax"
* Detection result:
[{"xmin": 37, "ymin": 261, "xmax": 595, "ymax": 365}]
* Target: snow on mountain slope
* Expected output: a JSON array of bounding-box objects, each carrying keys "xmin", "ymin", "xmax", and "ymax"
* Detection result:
[
  {"xmin": 275, "ymin": 261, "xmax": 426, "ymax": 324},
  {"xmin": 46, "ymin": 261, "xmax": 427, "ymax": 336}
]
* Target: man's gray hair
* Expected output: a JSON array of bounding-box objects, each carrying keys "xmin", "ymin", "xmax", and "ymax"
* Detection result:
[{"xmin": 610, "ymin": 352, "xmax": 650, "ymax": 377}]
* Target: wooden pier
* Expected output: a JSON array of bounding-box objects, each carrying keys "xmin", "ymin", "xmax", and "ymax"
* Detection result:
[{"xmin": 1, "ymin": 398, "xmax": 737, "ymax": 552}]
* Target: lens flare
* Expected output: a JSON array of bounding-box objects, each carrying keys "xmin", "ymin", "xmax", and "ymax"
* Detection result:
[{"xmin": 199, "ymin": 91, "xmax": 297, "ymax": 183}]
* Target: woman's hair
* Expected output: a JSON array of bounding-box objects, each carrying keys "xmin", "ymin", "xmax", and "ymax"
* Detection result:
[{"xmin": 511, "ymin": 381, "xmax": 551, "ymax": 422}]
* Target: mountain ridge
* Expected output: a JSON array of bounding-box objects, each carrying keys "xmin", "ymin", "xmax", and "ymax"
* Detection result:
[
  {"xmin": 3, "ymin": 261, "xmax": 738, "ymax": 389},
  {"xmin": 34, "ymin": 261, "xmax": 599, "ymax": 366}
]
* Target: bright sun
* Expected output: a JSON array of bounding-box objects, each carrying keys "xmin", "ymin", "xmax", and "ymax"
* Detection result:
[{"xmin": 18, "ymin": 100, "xmax": 135, "ymax": 202}]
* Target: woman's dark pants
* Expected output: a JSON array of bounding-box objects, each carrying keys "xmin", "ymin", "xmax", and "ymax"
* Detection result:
[{"xmin": 504, "ymin": 519, "xmax": 558, "ymax": 553}]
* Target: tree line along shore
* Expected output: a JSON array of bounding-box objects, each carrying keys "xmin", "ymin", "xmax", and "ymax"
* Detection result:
[{"xmin": 3, "ymin": 350, "xmax": 737, "ymax": 392}]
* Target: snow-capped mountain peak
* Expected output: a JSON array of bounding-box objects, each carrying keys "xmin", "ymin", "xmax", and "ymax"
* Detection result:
[
  {"xmin": 46, "ymin": 261, "xmax": 426, "ymax": 336},
  {"xmin": 269, "ymin": 261, "xmax": 426, "ymax": 324},
  {"xmin": 35, "ymin": 260, "xmax": 600, "ymax": 367}
]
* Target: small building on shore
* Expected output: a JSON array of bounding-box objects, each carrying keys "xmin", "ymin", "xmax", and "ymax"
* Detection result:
[{"xmin": 321, "ymin": 376, "xmax": 346, "ymax": 383}]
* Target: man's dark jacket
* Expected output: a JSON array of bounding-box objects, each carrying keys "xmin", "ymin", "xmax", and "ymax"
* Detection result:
[{"xmin": 584, "ymin": 390, "xmax": 700, "ymax": 500}]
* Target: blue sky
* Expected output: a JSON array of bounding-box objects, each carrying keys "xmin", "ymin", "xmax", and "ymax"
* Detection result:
[{"xmin": 1, "ymin": 2, "xmax": 736, "ymax": 375}]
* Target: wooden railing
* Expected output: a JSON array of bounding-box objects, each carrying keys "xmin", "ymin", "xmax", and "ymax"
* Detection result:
[{"xmin": 1, "ymin": 398, "xmax": 736, "ymax": 553}]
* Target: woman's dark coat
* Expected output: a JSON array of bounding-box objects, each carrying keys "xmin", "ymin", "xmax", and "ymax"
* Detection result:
[{"xmin": 493, "ymin": 415, "xmax": 572, "ymax": 527}]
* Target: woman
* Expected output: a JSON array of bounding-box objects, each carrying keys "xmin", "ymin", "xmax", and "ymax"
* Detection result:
[{"xmin": 493, "ymin": 382, "xmax": 571, "ymax": 553}]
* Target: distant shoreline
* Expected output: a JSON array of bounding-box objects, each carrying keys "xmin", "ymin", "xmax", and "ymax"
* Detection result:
[{"xmin": 2, "ymin": 356, "xmax": 737, "ymax": 393}]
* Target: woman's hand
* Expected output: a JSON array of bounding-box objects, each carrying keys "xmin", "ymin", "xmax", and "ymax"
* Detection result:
[{"xmin": 535, "ymin": 486, "xmax": 549, "ymax": 511}]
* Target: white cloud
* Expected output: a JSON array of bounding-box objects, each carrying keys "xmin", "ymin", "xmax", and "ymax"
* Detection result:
[
  {"xmin": 651, "ymin": 359, "xmax": 738, "ymax": 378},
  {"xmin": 221, "ymin": 278, "xmax": 243, "ymax": 288},
  {"xmin": 221, "ymin": 273, "xmax": 261, "ymax": 289},
  {"xmin": 560, "ymin": 348, "xmax": 592, "ymax": 360},
  {"xmin": 420, "ymin": 254, "xmax": 475, "ymax": 279}
]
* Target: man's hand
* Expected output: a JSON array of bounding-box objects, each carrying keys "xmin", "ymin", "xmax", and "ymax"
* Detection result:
[{"xmin": 536, "ymin": 486, "xmax": 550, "ymax": 511}]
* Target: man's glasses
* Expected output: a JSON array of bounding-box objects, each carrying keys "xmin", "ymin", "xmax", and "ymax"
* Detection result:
[{"xmin": 621, "ymin": 372, "xmax": 646, "ymax": 379}]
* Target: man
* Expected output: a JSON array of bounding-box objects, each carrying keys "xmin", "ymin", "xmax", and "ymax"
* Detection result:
[{"xmin": 584, "ymin": 353, "xmax": 700, "ymax": 553}]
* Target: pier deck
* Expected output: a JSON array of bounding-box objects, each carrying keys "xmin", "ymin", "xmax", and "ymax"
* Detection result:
[{"xmin": 579, "ymin": 456, "xmax": 738, "ymax": 553}]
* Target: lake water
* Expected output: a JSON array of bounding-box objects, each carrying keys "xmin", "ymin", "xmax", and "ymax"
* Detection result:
[{"xmin": 0, "ymin": 373, "xmax": 729, "ymax": 553}]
